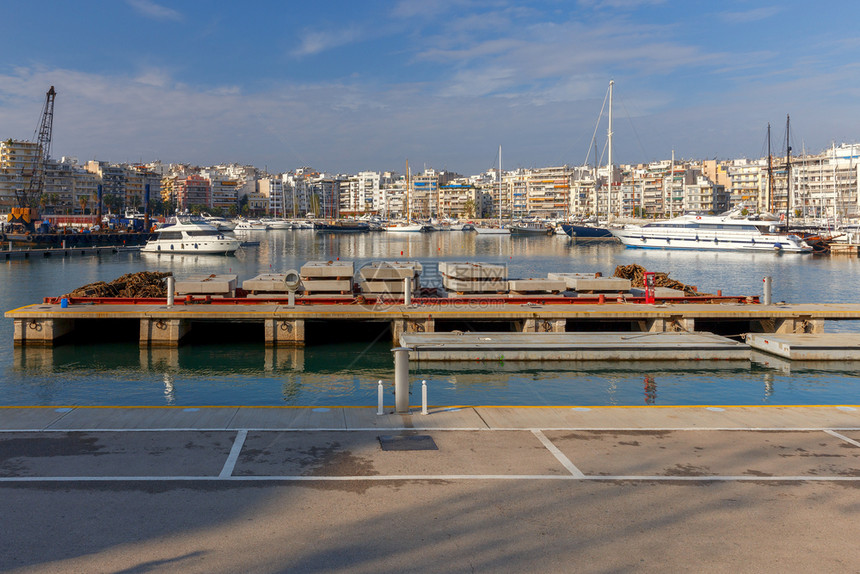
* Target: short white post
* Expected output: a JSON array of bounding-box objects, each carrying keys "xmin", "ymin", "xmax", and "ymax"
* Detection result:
[
  {"xmin": 166, "ymin": 276, "xmax": 175, "ymax": 307},
  {"xmin": 763, "ymin": 276, "xmax": 772, "ymax": 305},
  {"xmin": 377, "ymin": 380, "xmax": 384, "ymax": 415},
  {"xmin": 404, "ymin": 276, "xmax": 411, "ymax": 306},
  {"xmin": 421, "ymin": 379, "xmax": 428, "ymax": 415},
  {"xmin": 392, "ymin": 347, "xmax": 410, "ymax": 414}
]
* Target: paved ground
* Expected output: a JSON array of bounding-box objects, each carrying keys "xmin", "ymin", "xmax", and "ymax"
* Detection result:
[{"xmin": 1, "ymin": 406, "xmax": 858, "ymax": 573}]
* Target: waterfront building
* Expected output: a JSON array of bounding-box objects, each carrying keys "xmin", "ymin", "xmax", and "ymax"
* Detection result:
[
  {"xmin": 209, "ymin": 177, "xmax": 240, "ymax": 213},
  {"xmin": 0, "ymin": 139, "xmax": 40, "ymax": 214},
  {"xmin": 522, "ymin": 166, "xmax": 571, "ymax": 219},
  {"xmin": 175, "ymin": 174, "xmax": 210, "ymax": 211},
  {"xmin": 258, "ymin": 177, "xmax": 286, "ymax": 217},
  {"xmin": 439, "ymin": 183, "xmax": 478, "ymax": 219}
]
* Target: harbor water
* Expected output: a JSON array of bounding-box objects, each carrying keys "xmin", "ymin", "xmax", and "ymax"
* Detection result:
[{"xmin": 2, "ymin": 230, "xmax": 860, "ymax": 407}]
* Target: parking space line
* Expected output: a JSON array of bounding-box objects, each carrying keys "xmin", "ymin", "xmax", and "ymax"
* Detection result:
[
  {"xmin": 0, "ymin": 475, "xmax": 858, "ymax": 483},
  {"xmin": 824, "ymin": 429, "xmax": 860, "ymax": 448},
  {"xmin": 219, "ymin": 429, "xmax": 248, "ymax": 478},
  {"xmin": 531, "ymin": 429, "xmax": 586, "ymax": 478}
]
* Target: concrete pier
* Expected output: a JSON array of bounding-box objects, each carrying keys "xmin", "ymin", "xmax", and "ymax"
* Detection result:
[{"xmin": 7, "ymin": 300, "xmax": 860, "ymax": 349}]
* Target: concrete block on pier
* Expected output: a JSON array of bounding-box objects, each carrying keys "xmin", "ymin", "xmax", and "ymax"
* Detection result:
[
  {"xmin": 570, "ymin": 277, "xmax": 631, "ymax": 292},
  {"xmin": 243, "ymin": 273, "xmax": 301, "ymax": 294},
  {"xmin": 359, "ymin": 261, "xmax": 422, "ymax": 281},
  {"xmin": 439, "ymin": 261, "xmax": 507, "ymax": 281},
  {"xmin": 300, "ymin": 260, "xmax": 354, "ymax": 278},
  {"xmin": 301, "ymin": 279, "xmax": 353, "ymax": 293},
  {"xmin": 359, "ymin": 279, "xmax": 419, "ymax": 294},
  {"xmin": 265, "ymin": 319, "xmax": 305, "ymax": 347},
  {"xmin": 13, "ymin": 317, "xmax": 74, "ymax": 347},
  {"xmin": 139, "ymin": 318, "xmax": 191, "ymax": 347},
  {"xmin": 631, "ymin": 286, "xmax": 684, "ymax": 298},
  {"xmin": 175, "ymin": 274, "xmax": 237, "ymax": 297},
  {"xmin": 507, "ymin": 279, "xmax": 567, "ymax": 293},
  {"xmin": 442, "ymin": 277, "xmax": 508, "ymax": 293}
]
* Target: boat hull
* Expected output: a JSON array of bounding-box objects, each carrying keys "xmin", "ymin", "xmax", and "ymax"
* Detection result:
[
  {"xmin": 561, "ymin": 224, "xmax": 613, "ymax": 238},
  {"xmin": 141, "ymin": 239, "xmax": 240, "ymax": 255},
  {"xmin": 612, "ymin": 229, "xmax": 812, "ymax": 252}
]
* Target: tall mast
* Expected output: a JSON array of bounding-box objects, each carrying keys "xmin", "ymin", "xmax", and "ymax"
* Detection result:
[
  {"xmin": 498, "ymin": 145, "xmax": 502, "ymax": 227},
  {"xmin": 607, "ymin": 80, "xmax": 614, "ymax": 217},
  {"xmin": 766, "ymin": 123, "xmax": 773, "ymax": 212},
  {"xmin": 405, "ymin": 159, "xmax": 411, "ymax": 221},
  {"xmin": 785, "ymin": 114, "xmax": 791, "ymax": 228}
]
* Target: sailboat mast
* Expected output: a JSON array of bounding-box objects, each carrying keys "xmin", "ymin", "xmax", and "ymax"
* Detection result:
[
  {"xmin": 785, "ymin": 114, "xmax": 792, "ymax": 229},
  {"xmin": 767, "ymin": 123, "xmax": 773, "ymax": 212},
  {"xmin": 607, "ymin": 80, "xmax": 614, "ymax": 217},
  {"xmin": 498, "ymin": 145, "xmax": 502, "ymax": 227},
  {"xmin": 405, "ymin": 159, "xmax": 411, "ymax": 222}
]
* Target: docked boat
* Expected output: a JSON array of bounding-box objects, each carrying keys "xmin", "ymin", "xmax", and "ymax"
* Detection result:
[
  {"xmin": 141, "ymin": 218, "xmax": 240, "ymax": 255},
  {"xmin": 509, "ymin": 221, "xmax": 553, "ymax": 236},
  {"xmin": 314, "ymin": 220, "xmax": 370, "ymax": 233},
  {"xmin": 234, "ymin": 219, "xmax": 269, "ymax": 231},
  {"xmin": 474, "ymin": 225, "xmax": 510, "ymax": 235},
  {"xmin": 384, "ymin": 221, "xmax": 429, "ymax": 232},
  {"xmin": 561, "ymin": 223, "xmax": 613, "ymax": 239},
  {"xmin": 611, "ymin": 210, "xmax": 813, "ymax": 252},
  {"xmin": 262, "ymin": 218, "xmax": 292, "ymax": 230}
]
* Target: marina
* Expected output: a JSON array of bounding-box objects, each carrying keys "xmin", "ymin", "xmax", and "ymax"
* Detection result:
[{"xmin": 2, "ymin": 230, "xmax": 860, "ymax": 407}]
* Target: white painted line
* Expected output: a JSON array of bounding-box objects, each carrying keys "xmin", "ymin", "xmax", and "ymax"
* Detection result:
[
  {"xmin": 0, "ymin": 474, "xmax": 857, "ymax": 483},
  {"xmin": 531, "ymin": 429, "xmax": 585, "ymax": 478},
  {"xmin": 824, "ymin": 429, "xmax": 860, "ymax": 448},
  {"xmin": 219, "ymin": 429, "xmax": 248, "ymax": 478},
  {"xmin": 1, "ymin": 426, "xmax": 860, "ymax": 433}
]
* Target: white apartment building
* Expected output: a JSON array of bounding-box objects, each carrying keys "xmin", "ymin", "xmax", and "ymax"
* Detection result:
[{"xmin": 0, "ymin": 140, "xmax": 40, "ymax": 213}]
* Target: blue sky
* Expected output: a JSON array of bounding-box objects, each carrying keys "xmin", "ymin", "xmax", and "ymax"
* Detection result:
[{"xmin": 2, "ymin": 0, "xmax": 859, "ymax": 175}]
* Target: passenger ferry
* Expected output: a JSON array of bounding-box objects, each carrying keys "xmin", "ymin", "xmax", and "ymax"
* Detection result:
[
  {"xmin": 611, "ymin": 210, "xmax": 813, "ymax": 253},
  {"xmin": 141, "ymin": 218, "xmax": 240, "ymax": 255}
]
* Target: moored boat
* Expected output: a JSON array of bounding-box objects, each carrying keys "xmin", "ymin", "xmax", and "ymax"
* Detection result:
[
  {"xmin": 141, "ymin": 217, "xmax": 240, "ymax": 255},
  {"xmin": 611, "ymin": 210, "xmax": 813, "ymax": 253}
]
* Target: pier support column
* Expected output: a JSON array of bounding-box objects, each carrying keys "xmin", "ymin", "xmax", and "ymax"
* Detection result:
[
  {"xmin": 139, "ymin": 318, "xmax": 191, "ymax": 347},
  {"xmin": 520, "ymin": 318, "xmax": 566, "ymax": 332},
  {"xmin": 13, "ymin": 318, "xmax": 74, "ymax": 347},
  {"xmin": 774, "ymin": 317, "xmax": 824, "ymax": 334},
  {"xmin": 265, "ymin": 319, "xmax": 305, "ymax": 347},
  {"xmin": 391, "ymin": 317, "xmax": 435, "ymax": 346},
  {"xmin": 645, "ymin": 318, "xmax": 666, "ymax": 332}
]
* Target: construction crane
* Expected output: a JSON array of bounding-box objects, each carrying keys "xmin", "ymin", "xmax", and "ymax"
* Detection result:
[{"xmin": 8, "ymin": 86, "xmax": 56, "ymax": 231}]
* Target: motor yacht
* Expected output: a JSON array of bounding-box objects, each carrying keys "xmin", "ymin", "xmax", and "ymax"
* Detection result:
[
  {"xmin": 141, "ymin": 218, "xmax": 240, "ymax": 255},
  {"xmin": 611, "ymin": 210, "xmax": 813, "ymax": 252}
]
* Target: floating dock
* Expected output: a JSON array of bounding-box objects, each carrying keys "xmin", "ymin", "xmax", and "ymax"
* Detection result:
[
  {"xmin": 0, "ymin": 245, "xmax": 134, "ymax": 260},
  {"xmin": 399, "ymin": 331, "xmax": 751, "ymax": 361},
  {"xmin": 746, "ymin": 333, "xmax": 860, "ymax": 360}
]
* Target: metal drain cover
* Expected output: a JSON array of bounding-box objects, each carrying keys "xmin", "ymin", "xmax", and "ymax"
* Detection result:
[{"xmin": 378, "ymin": 434, "xmax": 438, "ymax": 451}]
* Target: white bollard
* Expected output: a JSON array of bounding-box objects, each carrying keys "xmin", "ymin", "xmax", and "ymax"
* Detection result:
[
  {"xmin": 377, "ymin": 380, "xmax": 384, "ymax": 415},
  {"xmin": 392, "ymin": 347, "xmax": 410, "ymax": 414},
  {"xmin": 404, "ymin": 276, "xmax": 411, "ymax": 306},
  {"xmin": 421, "ymin": 379, "xmax": 428, "ymax": 415},
  {"xmin": 763, "ymin": 276, "xmax": 772, "ymax": 305},
  {"xmin": 167, "ymin": 276, "xmax": 175, "ymax": 307}
]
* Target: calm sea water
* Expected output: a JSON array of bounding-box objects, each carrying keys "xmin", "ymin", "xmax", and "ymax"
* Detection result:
[{"xmin": 2, "ymin": 230, "xmax": 859, "ymax": 407}]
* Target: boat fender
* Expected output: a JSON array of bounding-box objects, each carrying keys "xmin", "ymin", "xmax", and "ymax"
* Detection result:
[
  {"xmin": 170, "ymin": 244, "xmax": 174, "ymax": 250},
  {"xmin": 0, "ymin": 233, "xmax": 6, "ymax": 242},
  {"xmin": 194, "ymin": 243, "xmax": 198, "ymax": 249},
  {"xmin": 157, "ymin": 245, "xmax": 161, "ymax": 251}
]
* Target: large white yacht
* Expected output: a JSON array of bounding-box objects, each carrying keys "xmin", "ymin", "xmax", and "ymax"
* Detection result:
[
  {"xmin": 141, "ymin": 218, "xmax": 240, "ymax": 255},
  {"xmin": 611, "ymin": 210, "xmax": 813, "ymax": 253}
]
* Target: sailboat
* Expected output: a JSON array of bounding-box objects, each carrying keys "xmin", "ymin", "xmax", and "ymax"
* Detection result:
[
  {"xmin": 562, "ymin": 80, "xmax": 614, "ymax": 240},
  {"xmin": 385, "ymin": 160, "xmax": 428, "ymax": 232},
  {"xmin": 475, "ymin": 145, "xmax": 511, "ymax": 235}
]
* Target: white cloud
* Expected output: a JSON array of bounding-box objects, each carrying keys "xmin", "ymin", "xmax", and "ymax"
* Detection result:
[
  {"xmin": 719, "ymin": 6, "xmax": 781, "ymax": 24},
  {"xmin": 125, "ymin": 0, "xmax": 182, "ymax": 21},
  {"xmin": 292, "ymin": 28, "xmax": 362, "ymax": 58}
]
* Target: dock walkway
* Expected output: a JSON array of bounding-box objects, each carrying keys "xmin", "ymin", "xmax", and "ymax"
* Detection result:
[{"xmin": 9, "ymin": 300, "xmax": 860, "ymax": 347}]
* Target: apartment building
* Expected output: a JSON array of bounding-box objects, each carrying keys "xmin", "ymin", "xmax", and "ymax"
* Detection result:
[{"xmin": 0, "ymin": 140, "xmax": 40, "ymax": 213}]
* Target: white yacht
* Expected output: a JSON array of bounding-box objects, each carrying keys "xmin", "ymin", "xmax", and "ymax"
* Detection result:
[
  {"xmin": 611, "ymin": 210, "xmax": 813, "ymax": 253},
  {"xmin": 233, "ymin": 219, "xmax": 269, "ymax": 231},
  {"xmin": 141, "ymin": 218, "xmax": 240, "ymax": 255},
  {"xmin": 384, "ymin": 221, "xmax": 428, "ymax": 232}
]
